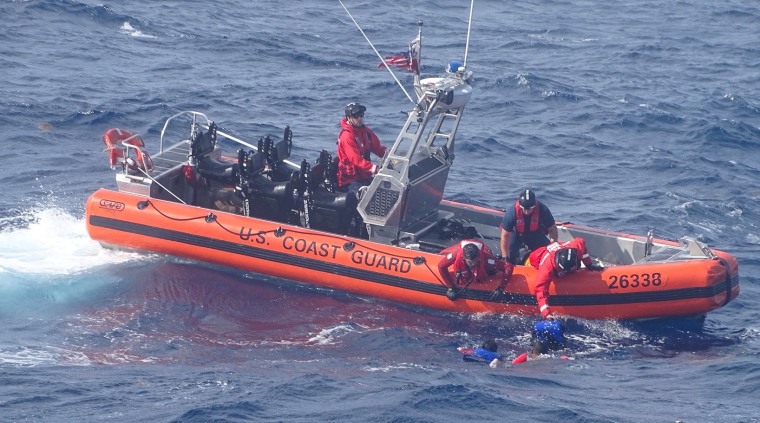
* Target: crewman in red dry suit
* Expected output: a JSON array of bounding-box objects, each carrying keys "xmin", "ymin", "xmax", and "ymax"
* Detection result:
[
  {"xmin": 336, "ymin": 102, "xmax": 387, "ymax": 197},
  {"xmin": 528, "ymin": 237, "xmax": 604, "ymax": 319},
  {"xmin": 438, "ymin": 240, "xmax": 514, "ymax": 301}
]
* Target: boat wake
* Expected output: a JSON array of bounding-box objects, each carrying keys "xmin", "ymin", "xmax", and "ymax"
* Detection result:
[
  {"xmin": 0, "ymin": 207, "xmax": 144, "ymax": 276},
  {"xmin": 0, "ymin": 206, "xmax": 154, "ymax": 324},
  {"xmin": 0, "ymin": 345, "xmax": 92, "ymax": 368}
]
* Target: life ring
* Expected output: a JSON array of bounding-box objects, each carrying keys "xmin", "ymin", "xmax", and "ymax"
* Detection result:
[
  {"xmin": 102, "ymin": 128, "xmax": 154, "ymax": 173},
  {"xmin": 130, "ymin": 144, "xmax": 154, "ymax": 173}
]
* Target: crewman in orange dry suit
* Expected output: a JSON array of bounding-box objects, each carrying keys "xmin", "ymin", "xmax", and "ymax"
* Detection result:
[
  {"xmin": 336, "ymin": 102, "xmax": 386, "ymax": 197},
  {"xmin": 528, "ymin": 237, "xmax": 603, "ymax": 319},
  {"xmin": 438, "ymin": 240, "xmax": 514, "ymax": 301}
]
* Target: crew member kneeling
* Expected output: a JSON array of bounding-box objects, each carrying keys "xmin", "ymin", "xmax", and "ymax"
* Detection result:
[
  {"xmin": 529, "ymin": 237, "xmax": 604, "ymax": 319},
  {"xmin": 438, "ymin": 240, "xmax": 514, "ymax": 301}
]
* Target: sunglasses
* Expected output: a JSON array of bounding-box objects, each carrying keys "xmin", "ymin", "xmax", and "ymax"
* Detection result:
[
  {"xmin": 520, "ymin": 205, "xmax": 535, "ymax": 212},
  {"xmin": 351, "ymin": 112, "xmax": 364, "ymax": 118}
]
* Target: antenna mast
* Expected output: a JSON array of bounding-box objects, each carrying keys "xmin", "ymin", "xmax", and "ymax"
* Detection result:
[
  {"xmin": 338, "ymin": 0, "xmax": 416, "ymax": 105},
  {"xmin": 463, "ymin": 0, "xmax": 475, "ymax": 67}
]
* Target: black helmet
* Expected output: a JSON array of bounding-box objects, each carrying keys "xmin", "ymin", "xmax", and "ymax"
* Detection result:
[
  {"xmin": 462, "ymin": 243, "xmax": 480, "ymax": 260},
  {"xmin": 555, "ymin": 248, "xmax": 579, "ymax": 271},
  {"xmin": 519, "ymin": 189, "xmax": 537, "ymax": 209},
  {"xmin": 344, "ymin": 102, "xmax": 367, "ymax": 117}
]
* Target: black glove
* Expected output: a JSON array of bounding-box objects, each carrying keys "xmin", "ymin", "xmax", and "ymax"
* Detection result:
[
  {"xmin": 489, "ymin": 288, "xmax": 504, "ymax": 300},
  {"xmin": 446, "ymin": 288, "xmax": 458, "ymax": 301},
  {"xmin": 587, "ymin": 263, "xmax": 604, "ymax": 271}
]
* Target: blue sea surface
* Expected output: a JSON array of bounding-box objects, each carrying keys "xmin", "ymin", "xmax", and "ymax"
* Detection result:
[{"xmin": 1, "ymin": 0, "xmax": 759, "ymax": 422}]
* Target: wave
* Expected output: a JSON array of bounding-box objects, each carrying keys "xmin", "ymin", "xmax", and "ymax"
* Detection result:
[
  {"xmin": 696, "ymin": 121, "xmax": 760, "ymax": 150},
  {"xmin": 25, "ymin": 0, "xmax": 146, "ymax": 32},
  {"xmin": 118, "ymin": 22, "xmax": 155, "ymax": 39}
]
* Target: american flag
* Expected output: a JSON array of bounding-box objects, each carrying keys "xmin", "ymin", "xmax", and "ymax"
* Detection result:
[
  {"xmin": 378, "ymin": 51, "xmax": 411, "ymax": 70},
  {"xmin": 378, "ymin": 37, "xmax": 420, "ymax": 74}
]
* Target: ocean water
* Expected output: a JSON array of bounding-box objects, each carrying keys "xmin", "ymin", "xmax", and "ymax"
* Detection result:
[{"xmin": 1, "ymin": 0, "xmax": 759, "ymax": 422}]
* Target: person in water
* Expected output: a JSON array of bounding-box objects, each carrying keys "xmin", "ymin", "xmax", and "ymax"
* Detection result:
[
  {"xmin": 529, "ymin": 237, "xmax": 604, "ymax": 319},
  {"xmin": 336, "ymin": 102, "xmax": 387, "ymax": 197},
  {"xmin": 530, "ymin": 319, "xmax": 567, "ymax": 357},
  {"xmin": 499, "ymin": 189, "xmax": 558, "ymax": 264},
  {"xmin": 511, "ymin": 319, "xmax": 569, "ymax": 364},
  {"xmin": 438, "ymin": 240, "xmax": 514, "ymax": 301},
  {"xmin": 461, "ymin": 322, "xmax": 567, "ymax": 367},
  {"xmin": 458, "ymin": 338, "xmax": 505, "ymax": 367}
]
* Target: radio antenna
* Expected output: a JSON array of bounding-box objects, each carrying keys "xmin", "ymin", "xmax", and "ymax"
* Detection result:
[
  {"xmin": 338, "ymin": 0, "xmax": 416, "ymax": 104},
  {"xmin": 463, "ymin": 0, "xmax": 475, "ymax": 67}
]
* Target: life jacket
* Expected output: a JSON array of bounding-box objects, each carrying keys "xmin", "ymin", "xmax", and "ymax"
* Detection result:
[
  {"xmin": 514, "ymin": 200, "xmax": 540, "ymax": 233},
  {"xmin": 462, "ymin": 348, "xmax": 502, "ymax": 363}
]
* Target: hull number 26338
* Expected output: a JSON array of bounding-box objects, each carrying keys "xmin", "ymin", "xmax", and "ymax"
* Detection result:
[{"xmin": 608, "ymin": 273, "xmax": 663, "ymax": 289}]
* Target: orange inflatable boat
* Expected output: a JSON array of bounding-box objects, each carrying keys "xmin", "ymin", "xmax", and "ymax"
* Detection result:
[
  {"xmin": 86, "ymin": 43, "xmax": 739, "ymax": 322},
  {"xmin": 86, "ymin": 187, "xmax": 738, "ymax": 320}
]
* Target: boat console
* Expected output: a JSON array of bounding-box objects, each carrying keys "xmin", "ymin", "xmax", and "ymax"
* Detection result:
[{"xmin": 358, "ymin": 64, "xmax": 473, "ymax": 247}]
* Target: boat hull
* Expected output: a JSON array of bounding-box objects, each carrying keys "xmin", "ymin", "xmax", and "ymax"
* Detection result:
[{"xmin": 86, "ymin": 189, "xmax": 739, "ymax": 320}]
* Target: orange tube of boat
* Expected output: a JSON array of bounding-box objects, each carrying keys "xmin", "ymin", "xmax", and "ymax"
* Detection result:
[{"xmin": 86, "ymin": 189, "xmax": 738, "ymax": 320}]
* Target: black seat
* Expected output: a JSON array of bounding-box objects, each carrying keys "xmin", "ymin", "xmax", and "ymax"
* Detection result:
[
  {"xmin": 245, "ymin": 178, "xmax": 293, "ymax": 221},
  {"xmin": 190, "ymin": 122, "xmax": 238, "ymax": 184},
  {"xmin": 197, "ymin": 156, "xmax": 236, "ymax": 183},
  {"xmin": 310, "ymin": 189, "xmax": 358, "ymax": 234},
  {"xmin": 299, "ymin": 150, "xmax": 359, "ymax": 234},
  {"xmin": 309, "ymin": 150, "xmax": 339, "ymax": 192},
  {"xmin": 190, "ymin": 123, "xmax": 217, "ymax": 158}
]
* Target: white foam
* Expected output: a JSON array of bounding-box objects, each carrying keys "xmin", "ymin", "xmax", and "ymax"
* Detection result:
[
  {"xmin": 363, "ymin": 362, "xmax": 433, "ymax": 372},
  {"xmin": 120, "ymin": 22, "xmax": 156, "ymax": 39},
  {"xmin": 307, "ymin": 323, "xmax": 365, "ymax": 345},
  {"xmin": 0, "ymin": 346, "xmax": 91, "ymax": 367},
  {"xmin": 0, "ymin": 208, "xmax": 142, "ymax": 275}
]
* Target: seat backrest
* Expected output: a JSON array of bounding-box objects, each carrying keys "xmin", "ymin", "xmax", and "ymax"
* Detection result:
[
  {"xmin": 190, "ymin": 124, "xmax": 217, "ymax": 158},
  {"xmin": 309, "ymin": 150, "xmax": 338, "ymax": 192}
]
